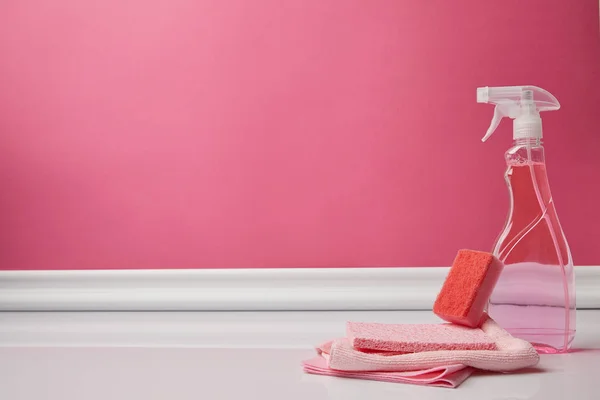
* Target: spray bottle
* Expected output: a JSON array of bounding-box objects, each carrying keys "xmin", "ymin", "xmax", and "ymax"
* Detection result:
[{"xmin": 477, "ymin": 85, "xmax": 575, "ymax": 353}]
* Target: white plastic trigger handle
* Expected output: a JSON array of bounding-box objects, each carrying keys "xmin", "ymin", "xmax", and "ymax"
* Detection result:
[{"xmin": 482, "ymin": 104, "xmax": 511, "ymax": 142}]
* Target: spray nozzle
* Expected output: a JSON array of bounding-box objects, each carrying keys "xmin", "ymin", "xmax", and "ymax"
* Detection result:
[{"xmin": 477, "ymin": 86, "xmax": 560, "ymax": 142}]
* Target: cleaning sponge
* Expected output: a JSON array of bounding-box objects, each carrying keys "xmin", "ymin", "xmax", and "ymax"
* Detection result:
[
  {"xmin": 433, "ymin": 249, "xmax": 504, "ymax": 328},
  {"xmin": 347, "ymin": 321, "xmax": 497, "ymax": 353}
]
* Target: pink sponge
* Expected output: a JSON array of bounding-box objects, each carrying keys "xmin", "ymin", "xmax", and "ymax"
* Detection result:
[
  {"xmin": 433, "ymin": 249, "xmax": 504, "ymax": 328},
  {"xmin": 347, "ymin": 322, "xmax": 497, "ymax": 352}
]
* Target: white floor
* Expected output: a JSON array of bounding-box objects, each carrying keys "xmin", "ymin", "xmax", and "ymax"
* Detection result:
[{"xmin": 0, "ymin": 310, "xmax": 598, "ymax": 399}]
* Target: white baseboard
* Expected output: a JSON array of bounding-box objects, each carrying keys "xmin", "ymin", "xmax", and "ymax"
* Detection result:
[{"xmin": 0, "ymin": 266, "xmax": 598, "ymax": 311}]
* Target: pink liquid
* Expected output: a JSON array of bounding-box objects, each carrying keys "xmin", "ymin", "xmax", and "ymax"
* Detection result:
[{"xmin": 488, "ymin": 162, "xmax": 575, "ymax": 353}]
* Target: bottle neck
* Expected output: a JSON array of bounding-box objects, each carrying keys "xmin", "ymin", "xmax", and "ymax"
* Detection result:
[
  {"xmin": 514, "ymin": 138, "xmax": 542, "ymax": 147},
  {"xmin": 507, "ymin": 138, "xmax": 546, "ymax": 165}
]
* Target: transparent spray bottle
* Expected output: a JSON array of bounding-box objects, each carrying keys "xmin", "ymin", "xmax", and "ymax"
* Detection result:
[{"xmin": 477, "ymin": 86, "xmax": 575, "ymax": 353}]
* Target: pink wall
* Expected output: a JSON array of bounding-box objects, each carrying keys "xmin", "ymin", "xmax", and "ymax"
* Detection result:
[{"xmin": 0, "ymin": 1, "xmax": 599, "ymax": 270}]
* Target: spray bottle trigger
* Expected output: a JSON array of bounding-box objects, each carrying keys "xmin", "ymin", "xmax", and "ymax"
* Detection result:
[{"xmin": 482, "ymin": 105, "xmax": 505, "ymax": 142}]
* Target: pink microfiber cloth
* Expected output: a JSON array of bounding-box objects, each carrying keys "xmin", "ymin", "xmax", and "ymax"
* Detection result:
[
  {"xmin": 303, "ymin": 356, "xmax": 473, "ymax": 388},
  {"xmin": 302, "ymin": 316, "xmax": 539, "ymax": 388},
  {"xmin": 347, "ymin": 321, "xmax": 497, "ymax": 352}
]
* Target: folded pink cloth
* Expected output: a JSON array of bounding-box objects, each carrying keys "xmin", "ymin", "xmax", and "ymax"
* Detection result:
[
  {"xmin": 303, "ymin": 356, "xmax": 474, "ymax": 388},
  {"xmin": 315, "ymin": 316, "xmax": 539, "ymax": 373},
  {"xmin": 302, "ymin": 316, "xmax": 539, "ymax": 388}
]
